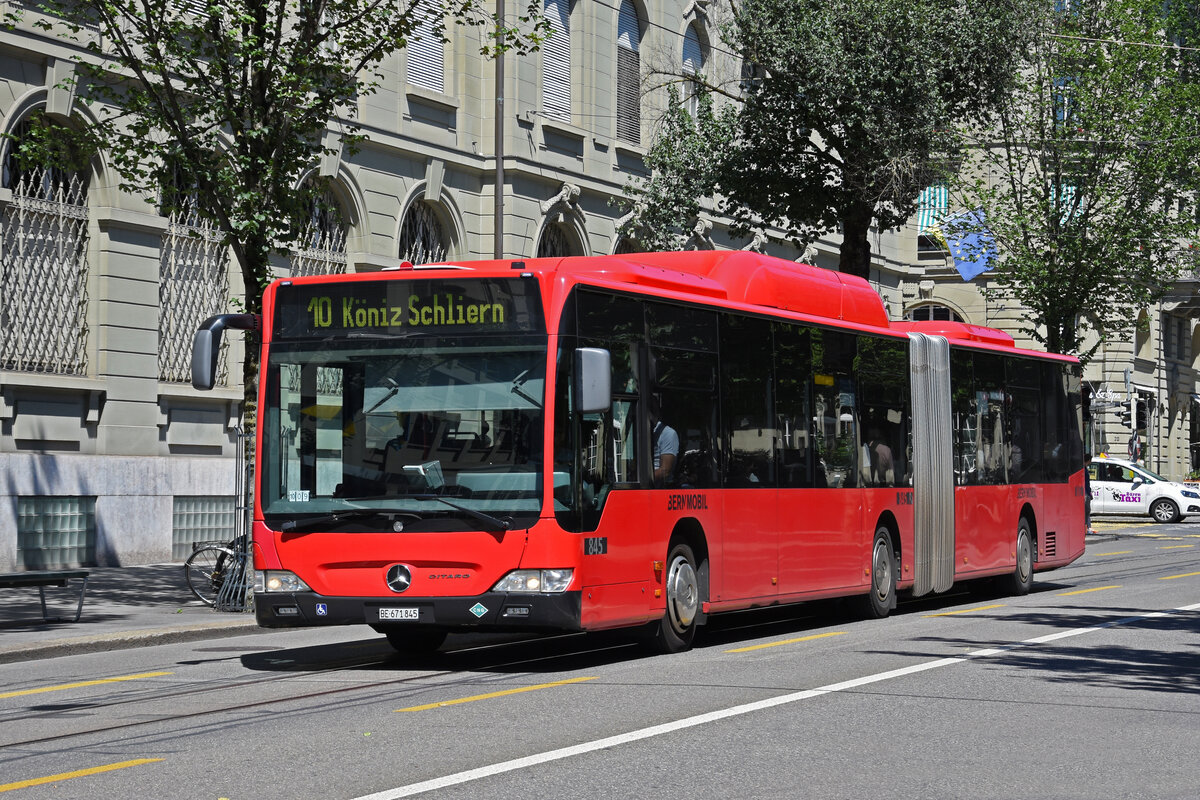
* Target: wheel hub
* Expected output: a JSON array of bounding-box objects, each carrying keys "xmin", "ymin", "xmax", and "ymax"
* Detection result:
[{"xmin": 666, "ymin": 556, "xmax": 699, "ymax": 631}]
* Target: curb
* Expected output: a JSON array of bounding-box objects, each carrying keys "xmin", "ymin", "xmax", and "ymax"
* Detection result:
[{"xmin": 0, "ymin": 618, "xmax": 268, "ymax": 665}]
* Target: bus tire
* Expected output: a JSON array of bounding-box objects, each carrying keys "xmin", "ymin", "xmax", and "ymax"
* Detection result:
[
  {"xmin": 1004, "ymin": 519, "xmax": 1034, "ymax": 596},
  {"xmin": 647, "ymin": 542, "xmax": 701, "ymax": 654},
  {"xmin": 861, "ymin": 526, "xmax": 897, "ymax": 618},
  {"xmin": 376, "ymin": 627, "xmax": 447, "ymax": 655}
]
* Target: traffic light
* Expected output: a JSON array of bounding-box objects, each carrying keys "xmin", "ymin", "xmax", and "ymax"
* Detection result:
[{"xmin": 1118, "ymin": 398, "xmax": 1151, "ymax": 430}]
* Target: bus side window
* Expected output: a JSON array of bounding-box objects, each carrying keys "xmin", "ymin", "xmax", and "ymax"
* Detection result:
[
  {"xmin": 774, "ymin": 321, "xmax": 813, "ymax": 488},
  {"xmin": 811, "ymin": 329, "xmax": 859, "ymax": 489},
  {"xmin": 857, "ymin": 336, "xmax": 910, "ymax": 488},
  {"xmin": 721, "ymin": 315, "xmax": 774, "ymax": 488}
]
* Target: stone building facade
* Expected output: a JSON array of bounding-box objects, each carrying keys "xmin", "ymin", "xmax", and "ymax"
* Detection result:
[{"xmin": 1, "ymin": 1, "xmax": 1195, "ymax": 570}]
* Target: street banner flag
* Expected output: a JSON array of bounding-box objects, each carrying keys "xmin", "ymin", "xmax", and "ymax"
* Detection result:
[{"xmin": 942, "ymin": 208, "xmax": 996, "ymax": 281}]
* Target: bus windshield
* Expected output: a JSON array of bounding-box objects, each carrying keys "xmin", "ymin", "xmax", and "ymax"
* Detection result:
[{"xmin": 261, "ymin": 334, "xmax": 548, "ymax": 531}]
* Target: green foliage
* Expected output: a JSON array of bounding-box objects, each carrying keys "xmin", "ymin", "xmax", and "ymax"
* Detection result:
[
  {"xmin": 715, "ymin": 0, "xmax": 1035, "ymax": 277},
  {"xmin": 616, "ymin": 87, "xmax": 736, "ymax": 252},
  {"xmin": 619, "ymin": 0, "xmax": 1035, "ymax": 275},
  {"xmin": 956, "ymin": 0, "xmax": 1200, "ymax": 357}
]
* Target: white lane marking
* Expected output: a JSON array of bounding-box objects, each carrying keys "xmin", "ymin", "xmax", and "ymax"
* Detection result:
[{"xmin": 354, "ymin": 602, "xmax": 1200, "ymax": 799}]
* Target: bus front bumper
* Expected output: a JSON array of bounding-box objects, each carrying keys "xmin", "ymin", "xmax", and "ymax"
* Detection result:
[{"xmin": 255, "ymin": 590, "xmax": 582, "ymax": 632}]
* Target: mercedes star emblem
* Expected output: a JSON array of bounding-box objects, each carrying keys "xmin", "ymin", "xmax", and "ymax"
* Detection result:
[{"xmin": 386, "ymin": 564, "xmax": 412, "ymax": 593}]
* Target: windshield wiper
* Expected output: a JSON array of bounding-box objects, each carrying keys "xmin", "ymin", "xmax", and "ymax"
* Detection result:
[
  {"xmin": 510, "ymin": 369, "xmax": 543, "ymax": 409},
  {"xmin": 279, "ymin": 506, "xmax": 406, "ymax": 533},
  {"xmin": 413, "ymin": 495, "xmax": 512, "ymax": 531}
]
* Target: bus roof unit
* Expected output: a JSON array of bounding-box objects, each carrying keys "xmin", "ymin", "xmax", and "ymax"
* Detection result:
[{"xmin": 559, "ymin": 251, "xmax": 890, "ymax": 329}]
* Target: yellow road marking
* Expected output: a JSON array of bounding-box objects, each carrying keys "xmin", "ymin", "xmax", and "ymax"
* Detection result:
[
  {"xmin": 0, "ymin": 759, "xmax": 163, "ymax": 793},
  {"xmin": 924, "ymin": 604, "xmax": 1005, "ymax": 617},
  {"xmin": 726, "ymin": 631, "xmax": 847, "ymax": 653},
  {"xmin": 396, "ymin": 676, "xmax": 597, "ymax": 712},
  {"xmin": 0, "ymin": 671, "xmax": 173, "ymax": 700},
  {"xmin": 1159, "ymin": 545, "xmax": 1195, "ymax": 550},
  {"xmin": 1058, "ymin": 585, "xmax": 1121, "ymax": 596},
  {"xmin": 1160, "ymin": 571, "xmax": 1200, "ymax": 580},
  {"xmin": 1094, "ymin": 551, "xmax": 1132, "ymax": 556}
]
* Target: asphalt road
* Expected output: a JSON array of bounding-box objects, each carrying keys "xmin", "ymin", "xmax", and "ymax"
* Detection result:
[{"xmin": 3, "ymin": 519, "xmax": 1198, "ymax": 800}]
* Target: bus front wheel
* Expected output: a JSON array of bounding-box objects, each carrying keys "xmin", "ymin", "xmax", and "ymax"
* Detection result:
[{"xmin": 646, "ymin": 542, "xmax": 701, "ymax": 654}]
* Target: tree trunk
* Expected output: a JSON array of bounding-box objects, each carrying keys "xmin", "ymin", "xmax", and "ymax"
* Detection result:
[{"xmin": 838, "ymin": 202, "xmax": 874, "ymax": 281}]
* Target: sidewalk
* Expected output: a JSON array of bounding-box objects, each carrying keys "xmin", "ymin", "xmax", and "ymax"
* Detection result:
[{"xmin": 0, "ymin": 564, "xmax": 263, "ymax": 664}]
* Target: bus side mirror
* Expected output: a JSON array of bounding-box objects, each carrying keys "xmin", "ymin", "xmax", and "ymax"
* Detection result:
[
  {"xmin": 574, "ymin": 347, "xmax": 611, "ymax": 414},
  {"xmin": 191, "ymin": 314, "xmax": 259, "ymax": 390}
]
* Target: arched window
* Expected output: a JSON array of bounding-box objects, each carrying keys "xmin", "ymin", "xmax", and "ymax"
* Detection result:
[
  {"xmin": 537, "ymin": 222, "xmax": 576, "ymax": 258},
  {"xmin": 614, "ymin": 235, "xmax": 640, "ymax": 255},
  {"xmin": 682, "ymin": 24, "xmax": 706, "ymax": 118},
  {"xmin": 407, "ymin": 0, "xmax": 445, "ymax": 93},
  {"xmin": 291, "ymin": 183, "xmax": 348, "ymax": 277},
  {"xmin": 616, "ymin": 0, "xmax": 641, "ymax": 144},
  {"xmin": 542, "ymin": 0, "xmax": 571, "ymax": 122},
  {"xmin": 398, "ymin": 199, "xmax": 449, "ymax": 265},
  {"xmin": 159, "ymin": 164, "xmax": 230, "ymax": 383},
  {"xmin": 905, "ymin": 304, "xmax": 964, "ymax": 323},
  {"xmin": 1, "ymin": 113, "xmax": 91, "ymax": 375}
]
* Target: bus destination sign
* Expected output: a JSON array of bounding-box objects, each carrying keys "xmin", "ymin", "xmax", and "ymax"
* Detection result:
[{"xmin": 273, "ymin": 278, "xmax": 543, "ymax": 339}]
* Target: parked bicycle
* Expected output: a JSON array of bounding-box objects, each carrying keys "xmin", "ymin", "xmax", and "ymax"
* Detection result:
[{"xmin": 184, "ymin": 535, "xmax": 248, "ymax": 607}]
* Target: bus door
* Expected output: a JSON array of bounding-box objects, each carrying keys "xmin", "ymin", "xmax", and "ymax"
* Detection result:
[{"xmin": 555, "ymin": 338, "xmax": 649, "ymax": 627}]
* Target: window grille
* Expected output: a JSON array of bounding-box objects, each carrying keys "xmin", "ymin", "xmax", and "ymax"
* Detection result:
[
  {"xmin": 537, "ymin": 222, "xmax": 573, "ymax": 257},
  {"xmin": 542, "ymin": 0, "xmax": 571, "ymax": 122},
  {"xmin": 407, "ymin": 0, "xmax": 446, "ymax": 93},
  {"xmin": 398, "ymin": 200, "xmax": 448, "ymax": 265},
  {"xmin": 683, "ymin": 25, "xmax": 705, "ymax": 118},
  {"xmin": 616, "ymin": 0, "xmax": 641, "ymax": 144},
  {"xmin": 172, "ymin": 495, "xmax": 236, "ymax": 560},
  {"xmin": 1, "ymin": 118, "xmax": 90, "ymax": 375},
  {"xmin": 159, "ymin": 191, "xmax": 230, "ymax": 383},
  {"xmin": 291, "ymin": 186, "xmax": 347, "ymax": 277},
  {"xmin": 17, "ymin": 496, "xmax": 96, "ymax": 569}
]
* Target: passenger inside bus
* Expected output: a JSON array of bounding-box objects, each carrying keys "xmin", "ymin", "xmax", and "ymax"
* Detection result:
[{"xmin": 650, "ymin": 395, "xmax": 678, "ymax": 487}]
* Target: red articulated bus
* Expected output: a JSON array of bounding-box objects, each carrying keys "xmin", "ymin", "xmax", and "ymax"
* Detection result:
[{"xmin": 192, "ymin": 251, "xmax": 1086, "ymax": 654}]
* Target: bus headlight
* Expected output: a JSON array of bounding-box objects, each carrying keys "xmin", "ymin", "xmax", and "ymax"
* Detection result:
[
  {"xmin": 492, "ymin": 569, "xmax": 574, "ymax": 593},
  {"xmin": 255, "ymin": 570, "xmax": 311, "ymax": 593}
]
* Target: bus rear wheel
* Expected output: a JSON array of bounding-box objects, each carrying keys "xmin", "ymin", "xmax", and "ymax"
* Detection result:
[
  {"xmin": 1003, "ymin": 519, "xmax": 1034, "ymax": 596},
  {"xmin": 861, "ymin": 526, "xmax": 897, "ymax": 618},
  {"xmin": 374, "ymin": 627, "xmax": 447, "ymax": 655},
  {"xmin": 646, "ymin": 542, "xmax": 700, "ymax": 654}
]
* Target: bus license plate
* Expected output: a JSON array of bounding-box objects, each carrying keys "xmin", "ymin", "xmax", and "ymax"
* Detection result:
[{"xmin": 379, "ymin": 607, "xmax": 419, "ymax": 621}]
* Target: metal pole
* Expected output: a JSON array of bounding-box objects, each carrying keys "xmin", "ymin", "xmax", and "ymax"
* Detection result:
[{"xmin": 494, "ymin": 0, "xmax": 505, "ymax": 260}]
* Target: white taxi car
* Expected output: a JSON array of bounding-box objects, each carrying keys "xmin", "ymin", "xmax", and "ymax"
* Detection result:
[{"xmin": 1088, "ymin": 455, "xmax": 1200, "ymax": 523}]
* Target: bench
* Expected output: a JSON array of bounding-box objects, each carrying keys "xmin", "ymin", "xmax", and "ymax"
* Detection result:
[{"xmin": 0, "ymin": 569, "xmax": 90, "ymax": 623}]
